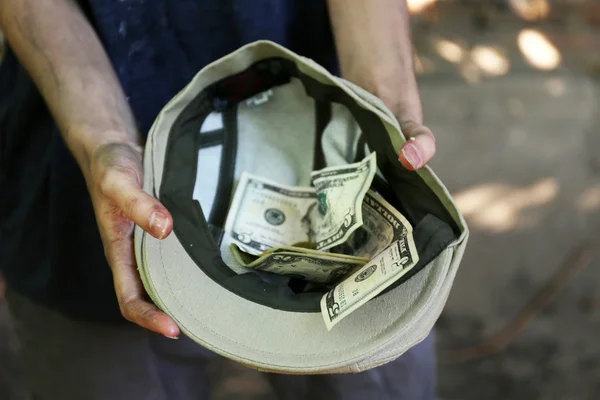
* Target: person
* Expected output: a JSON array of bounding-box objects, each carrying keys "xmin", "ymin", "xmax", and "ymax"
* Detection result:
[{"xmin": 0, "ymin": 1, "xmax": 438, "ymax": 399}]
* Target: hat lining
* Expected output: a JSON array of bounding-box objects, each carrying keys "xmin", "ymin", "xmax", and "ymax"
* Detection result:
[{"xmin": 159, "ymin": 57, "xmax": 458, "ymax": 313}]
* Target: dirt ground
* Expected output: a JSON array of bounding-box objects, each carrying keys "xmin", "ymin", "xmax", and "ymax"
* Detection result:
[{"xmin": 2, "ymin": 2, "xmax": 600, "ymax": 399}]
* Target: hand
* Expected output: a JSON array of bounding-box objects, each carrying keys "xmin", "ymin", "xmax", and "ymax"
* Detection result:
[
  {"xmin": 87, "ymin": 141, "xmax": 181, "ymax": 339},
  {"xmin": 0, "ymin": 0, "xmax": 178, "ymax": 339},
  {"xmin": 324, "ymin": 0, "xmax": 436, "ymax": 170},
  {"xmin": 397, "ymin": 119, "xmax": 436, "ymax": 171}
]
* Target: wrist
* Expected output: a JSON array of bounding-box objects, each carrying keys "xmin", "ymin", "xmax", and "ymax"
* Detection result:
[
  {"xmin": 374, "ymin": 80, "xmax": 423, "ymax": 125},
  {"xmin": 64, "ymin": 125, "xmax": 142, "ymax": 176},
  {"xmin": 346, "ymin": 68, "xmax": 423, "ymax": 125}
]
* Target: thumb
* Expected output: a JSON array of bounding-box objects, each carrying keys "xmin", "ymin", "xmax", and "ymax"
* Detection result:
[
  {"xmin": 100, "ymin": 169, "xmax": 173, "ymax": 239},
  {"xmin": 398, "ymin": 120, "xmax": 436, "ymax": 171},
  {"xmin": 93, "ymin": 143, "xmax": 173, "ymax": 240}
]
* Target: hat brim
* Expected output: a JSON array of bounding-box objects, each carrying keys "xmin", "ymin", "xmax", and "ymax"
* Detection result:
[{"xmin": 138, "ymin": 227, "xmax": 454, "ymax": 373}]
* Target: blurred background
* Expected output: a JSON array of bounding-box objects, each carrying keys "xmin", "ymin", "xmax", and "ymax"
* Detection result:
[{"xmin": 2, "ymin": 0, "xmax": 600, "ymax": 399}]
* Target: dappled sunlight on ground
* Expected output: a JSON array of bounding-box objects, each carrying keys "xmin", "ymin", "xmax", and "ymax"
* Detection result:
[
  {"xmin": 458, "ymin": 60, "xmax": 483, "ymax": 84},
  {"xmin": 454, "ymin": 178, "xmax": 559, "ymax": 233},
  {"xmin": 518, "ymin": 29, "xmax": 562, "ymax": 71},
  {"xmin": 417, "ymin": 28, "xmax": 565, "ymax": 85},
  {"xmin": 470, "ymin": 45, "xmax": 511, "ymax": 77},
  {"xmin": 414, "ymin": 53, "xmax": 436, "ymax": 75},
  {"xmin": 544, "ymin": 77, "xmax": 567, "ymax": 97},
  {"xmin": 407, "ymin": 0, "xmax": 437, "ymax": 15},
  {"xmin": 576, "ymin": 185, "xmax": 600, "ymax": 213},
  {"xmin": 431, "ymin": 39, "xmax": 511, "ymax": 81},
  {"xmin": 408, "ymin": 1, "xmax": 596, "ymax": 87},
  {"xmin": 509, "ymin": 0, "xmax": 551, "ymax": 21},
  {"xmin": 434, "ymin": 38, "xmax": 465, "ymax": 64}
]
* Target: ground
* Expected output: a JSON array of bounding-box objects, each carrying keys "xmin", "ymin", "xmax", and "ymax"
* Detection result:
[{"xmin": 2, "ymin": 2, "xmax": 600, "ymax": 399}]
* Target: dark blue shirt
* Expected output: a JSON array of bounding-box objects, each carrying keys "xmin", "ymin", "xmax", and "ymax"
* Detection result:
[{"xmin": 0, "ymin": 0, "xmax": 338, "ymax": 321}]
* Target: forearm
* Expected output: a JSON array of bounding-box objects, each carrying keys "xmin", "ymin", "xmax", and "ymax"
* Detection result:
[
  {"xmin": 0, "ymin": 0, "xmax": 137, "ymax": 173},
  {"xmin": 327, "ymin": 0, "xmax": 422, "ymax": 123}
]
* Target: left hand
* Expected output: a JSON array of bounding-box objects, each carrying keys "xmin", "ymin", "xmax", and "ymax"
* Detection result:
[
  {"xmin": 397, "ymin": 119, "xmax": 436, "ymax": 171},
  {"xmin": 324, "ymin": 0, "xmax": 436, "ymax": 171}
]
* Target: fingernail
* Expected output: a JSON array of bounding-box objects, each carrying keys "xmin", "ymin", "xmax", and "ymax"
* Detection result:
[
  {"xmin": 401, "ymin": 142, "xmax": 423, "ymax": 169},
  {"xmin": 149, "ymin": 212, "xmax": 168, "ymax": 239},
  {"xmin": 165, "ymin": 335, "xmax": 179, "ymax": 340}
]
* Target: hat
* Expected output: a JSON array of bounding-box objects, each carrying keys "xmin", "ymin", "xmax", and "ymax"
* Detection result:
[{"xmin": 134, "ymin": 40, "xmax": 468, "ymax": 374}]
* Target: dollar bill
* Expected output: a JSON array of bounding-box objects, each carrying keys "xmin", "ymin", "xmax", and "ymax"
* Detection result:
[
  {"xmin": 224, "ymin": 172, "xmax": 318, "ymax": 256},
  {"xmin": 311, "ymin": 152, "xmax": 377, "ymax": 251},
  {"xmin": 224, "ymin": 153, "xmax": 377, "ymax": 256},
  {"xmin": 231, "ymin": 244, "xmax": 369, "ymax": 284},
  {"xmin": 331, "ymin": 190, "xmax": 413, "ymax": 259},
  {"xmin": 320, "ymin": 233, "xmax": 420, "ymax": 330}
]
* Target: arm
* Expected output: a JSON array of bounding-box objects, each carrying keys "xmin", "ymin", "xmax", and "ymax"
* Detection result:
[
  {"xmin": 0, "ymin": 0, "xmax": 180, "ymax": 338},
  {"xmin": 327, "ymin": 0, "xmax": 436, "ymax": 170}
]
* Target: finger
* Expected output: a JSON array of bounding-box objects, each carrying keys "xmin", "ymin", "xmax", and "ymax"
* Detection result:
[
  {"xmin": 120, "ymin": 296, "xmax": 181, "ymax": 339},
  {"xmin": 398, "ymin": 120, "xmax": 436, "ymax": 171},
  {"xmin": 107, "ymin": 231, "xmax": 181, "ymax": 339},
  {"xmin": 100, "ymin": 168, "xmax": 173, "ymax": 240}
]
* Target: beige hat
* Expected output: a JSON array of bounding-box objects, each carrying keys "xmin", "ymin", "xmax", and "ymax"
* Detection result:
[{"xmin": 134, "ymin": 40, "xmax": 468, "ymax": 374}]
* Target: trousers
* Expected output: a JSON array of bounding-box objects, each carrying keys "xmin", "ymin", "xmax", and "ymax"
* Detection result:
[{"xmin": 5, "ymin": 287, "xmax": 437, "ymax": 400}]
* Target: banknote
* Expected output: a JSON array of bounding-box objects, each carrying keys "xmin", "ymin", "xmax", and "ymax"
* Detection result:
[
  {"xmin": 330, "ymin": 190, "xmax": 413, "ymax": 259},
  {"xmin": 230, "ymin": 244, "xmax": 369, "ymax": 284},
  {"xmin": 224, "ymin": 153, "xmax": 377, "ymax": 256},
  {"xmin": 320, "ymin": 233, "xmax": 420, "ymax": 330},
  {"xmin": 224, "ymin": 172, "xmax": 318, "ymax": 256},
  {"xmin": 311, "ymin": 152, "xmax": 377, "ymax": 251}
]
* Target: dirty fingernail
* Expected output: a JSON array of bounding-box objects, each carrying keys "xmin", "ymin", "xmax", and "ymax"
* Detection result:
[
  {"xmin": 149, "ymin": 212, "xmax": 168, "ymax": 239},
  {"xmin": 401, "ymin": 142, "xmax": 423, "ymax": 169}
]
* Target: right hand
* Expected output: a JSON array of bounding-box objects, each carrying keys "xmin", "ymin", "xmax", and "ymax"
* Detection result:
[{"xmin": 87, "ymin": 141, "xmax": 181, "ymax": 339}]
